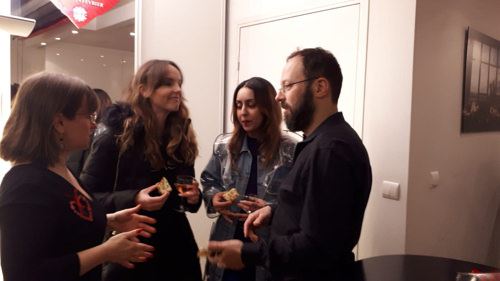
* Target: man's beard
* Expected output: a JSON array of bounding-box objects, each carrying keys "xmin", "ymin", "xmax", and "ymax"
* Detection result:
[{"xmin": 283, "ymin": 84, "xmax": 315, "ymax": 132}]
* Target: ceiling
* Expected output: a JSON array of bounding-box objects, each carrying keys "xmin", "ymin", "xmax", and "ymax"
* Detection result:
[{"xmin": 12, "ymin": 0, "xmax": 134, "ymax": 52}]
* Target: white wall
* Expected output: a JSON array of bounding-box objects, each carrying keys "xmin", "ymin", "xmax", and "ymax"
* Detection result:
[
  {"xmin": 0, "ymin": 4, "xmax": 12, "ymax": 130},
  {"xmin": 45, "ymin": 42, "xmax": 134, "ymax": 101},
  {"xmin": 408, "ymin": 0, "xmax": 500, "ymax": 267},
  {"xmin": 11, "ymin": 39, "xmax": 45, "ymax": 84},
  {"xmin": 357, "ymin": 0, "xmax": 416, "ymax": 258},
  {"xmin": 137, "ymin": 0, "xmax": 226, "ymax": 269},
  {"xmin": 0, "ymin": 0, "xmax": 12, "ymax": 224},
  {"xmin": 11, "ymin": 40, "xmax": 133, "ymax": 102}
]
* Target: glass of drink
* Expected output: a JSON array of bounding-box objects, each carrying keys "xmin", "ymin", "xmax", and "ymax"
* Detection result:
[
  {"xmin": 238, "ymin": 194, "xmax": 258, "ymax": 214},
  {"xmin": 174, "ymin": 175, "xmax": 194, "ymax": 212}
]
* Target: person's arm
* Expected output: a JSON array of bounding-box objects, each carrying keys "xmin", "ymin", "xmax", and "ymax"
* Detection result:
[
  {"xmin": 78, "ymin": 229, "xmax": 154, "ymax": 275},
  {"xmin": 243, "ymin": 205, "xmax": 272, "ymax": 242},
  {"xmin": 106, "ymin": 204, "xmax": 157, "ymax": 235},
  {"xmin": 80, "ymin": 131, "xmax": 138, "ymax": 212},
  {"xmin": 200, "ymin": 145, "xmax": 227, "ymax": 216},
  {"xmin": 201, "ymin": 140, "xmax": 249, "ymax": 223}
]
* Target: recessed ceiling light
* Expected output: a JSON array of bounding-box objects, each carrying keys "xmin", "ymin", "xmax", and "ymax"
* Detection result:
[
  {"xmin": 55, "ymin": 37, "xmax": 61, "ymax": 40},
  {"xmin": 129, "ymin": 32, "xmax": 135, "ymax": 36},
  {"xmin": 122, "ymin": 60, "xmax": 127, "ymax": 63},
  {"xmin": 40, "ymin": 42, "xmax": 47, "ymax": 46},
  {"xmin": 100, "ymin": 55, "xmax": 104, "ymax": 58},
  {"xmin": 102, "ymin": 64, "xmax": 107, "ymax": 67},
  {"xmin": 72, "ymin": 30, "xmax": 79, "ymax": 34},
  {"xmin": 56, "ymin": 53, "xmax": 60, "ymax": 56},
  {"xmin": 80, "ymin": 58, "xmax": 85, "ymax": 62}
]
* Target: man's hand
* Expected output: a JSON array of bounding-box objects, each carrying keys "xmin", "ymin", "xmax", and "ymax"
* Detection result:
[
  {"xmin": 207, "ymin": 240, "xmax": 244, "ymax": 270},
  {"xmin": 244, "ymin": 205, "xmax": 271, "ymax": 242}
]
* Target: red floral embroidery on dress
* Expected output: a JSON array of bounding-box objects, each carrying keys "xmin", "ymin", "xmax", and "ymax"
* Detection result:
[{"xmin": 68, "ymin": 188, "xmax": 93, "ymax": 221}]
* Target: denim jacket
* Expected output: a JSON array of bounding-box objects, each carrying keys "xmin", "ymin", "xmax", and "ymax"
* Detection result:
[{"xmin": 201, "ymin": 132, "xmax": 298, "ymax": 281}]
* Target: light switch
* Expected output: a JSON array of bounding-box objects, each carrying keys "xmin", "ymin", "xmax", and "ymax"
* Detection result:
[
  {"xmin": 430, "ymin": 171, "xmax": 439, "ymax": 188},
  {"xmin": 382, "ymin": 180, "xmax": 400, "ymax": 201}
]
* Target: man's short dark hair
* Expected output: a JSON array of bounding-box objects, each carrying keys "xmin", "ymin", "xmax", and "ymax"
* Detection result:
[{"xmin": 288, "ymin": 47, "xmax": 343, "ymax": 104}]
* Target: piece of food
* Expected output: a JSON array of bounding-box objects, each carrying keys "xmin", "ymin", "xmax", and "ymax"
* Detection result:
[
  {"xmin": 197, "ymin": 248, "xmax": 210, "ymax": 257},
  {"xmin": 197, "ymin": 247, "xmax": 220, "ymax": 258},
  {"xmin": 222, "ymin": 188, "xmax": 239, "ymax": 202},
  {"xmin": 157, "ymin": 177, "xmax": 172, "ymax": 194}
]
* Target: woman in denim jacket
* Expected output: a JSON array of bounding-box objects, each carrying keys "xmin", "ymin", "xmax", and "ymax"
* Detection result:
[{"xmin": 201, "ymin": 77, "xmax": 298, "ymax": 281}]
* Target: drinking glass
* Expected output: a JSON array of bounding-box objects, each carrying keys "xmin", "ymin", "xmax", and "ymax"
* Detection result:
[
  {"xmin": 174, "ymin": 175, "xmax": 194, "ymax": 212},
  {"xmin": 238, "ymin": 194, "xmax": 258, "ymax": 214}
]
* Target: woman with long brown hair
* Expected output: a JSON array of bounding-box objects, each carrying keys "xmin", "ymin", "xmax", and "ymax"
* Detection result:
[
  {"xmin": 80, "ymin": 60, "xmax": 201, "ymax": 281},
  {"xmin": 201, "ymin": 77, "xmax": 298, "ymax": 281}
]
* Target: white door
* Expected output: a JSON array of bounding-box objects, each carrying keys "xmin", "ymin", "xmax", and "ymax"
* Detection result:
[{"xmin": 237, "ymin": 3, "xmax": 367, "ymax": 135}]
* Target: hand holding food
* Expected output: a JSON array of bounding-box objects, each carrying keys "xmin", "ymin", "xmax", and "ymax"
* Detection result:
[
  {"xmin": 135, "ymin": 184, "xmax": 168, "ymax": 211},
  {"xmin": 206, "ymin": 240, "xmax": 244, "ymax": 270},
  {"xmin": 213, "ymin": 190, "xmax": 247, "ymax": 223},
  {"xmin": 222, "ymin": 188, "xmax": 239, "ymax": 202}
]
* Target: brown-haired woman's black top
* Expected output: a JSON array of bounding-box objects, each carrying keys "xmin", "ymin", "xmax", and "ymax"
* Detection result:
[
  {"xmin": 80, "ymin": 103, "xmax": 201, "ymax": 281},
  {"xmin": 0, "ymin": 164, "xmax": 107, "ymax": 281}
]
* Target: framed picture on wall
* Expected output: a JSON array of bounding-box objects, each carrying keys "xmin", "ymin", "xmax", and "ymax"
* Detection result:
[{"xmin": 461, "ymin": 27, "xmax": 500, "ymax": 133}]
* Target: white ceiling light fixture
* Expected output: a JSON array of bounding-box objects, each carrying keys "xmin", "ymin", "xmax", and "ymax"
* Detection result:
[
  {"xmin": 55, "ymin": 37, "xmax": 61, "ymax": 40},
  {"xmin": 0, "ymin": 14, "xmax": 36, "ymax": 37},
  {"xmin": 40, "ymin": 42, "xmax": 47, "ymax": 46},
  {"xmin": 72, "ymin": 30, "xmax": 79, "ymax": 34}
]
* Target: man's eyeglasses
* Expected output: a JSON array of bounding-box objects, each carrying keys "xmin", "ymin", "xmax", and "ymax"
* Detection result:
[{"xmin": 279, "ymin": 77, "xmax": 319, "ymax": 93}]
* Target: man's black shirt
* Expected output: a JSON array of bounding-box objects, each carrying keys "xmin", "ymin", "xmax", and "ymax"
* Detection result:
[{"xmin": 242, "ymin": 112, "xmax": 372, "ymax": 281}]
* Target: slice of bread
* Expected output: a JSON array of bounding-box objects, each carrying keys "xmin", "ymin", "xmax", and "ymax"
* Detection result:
[
  {"xmin": 158, "ymin": 177, "xmax": 172, "ymax": 194},
  {"xmin": 222, "ymin": 188, "xmax": 239, "ymax": 202},
  {"xmin": 197, "ymin": 248, "xmax": 210, "ymax": 257},
  {"xmin": 197, "ymin": 247, "xmax": 221, "ymax": 258}
]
